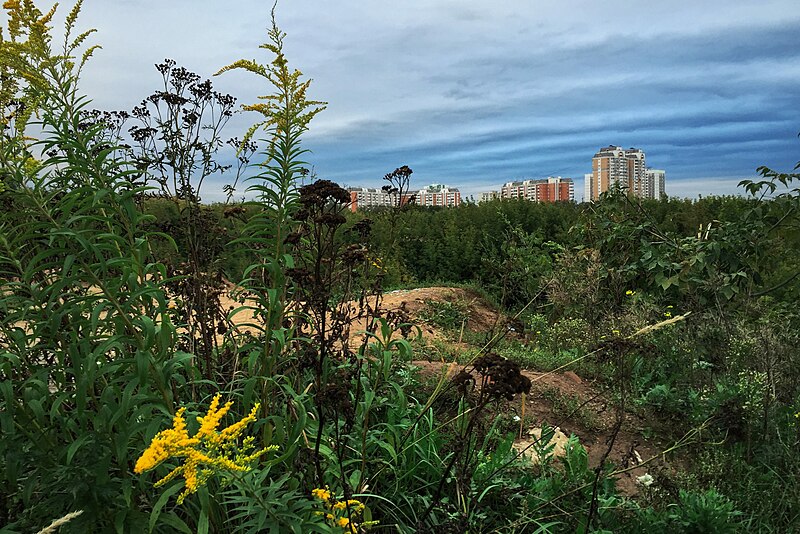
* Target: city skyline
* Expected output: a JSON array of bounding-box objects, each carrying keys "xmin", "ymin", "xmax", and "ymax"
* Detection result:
[{"xmin": 61, "ymin": 1, "xmax": 800, "ymax": 201}]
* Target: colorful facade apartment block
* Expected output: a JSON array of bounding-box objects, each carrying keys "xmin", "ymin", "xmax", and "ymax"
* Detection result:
[
  {"xmin": 416, "ymin": 184, "xmax": 461, "ymax": 207},
  {"xmin": 585, "ymin": 146, "xmax": 665, "ymax": 201},
  {"xmin": 499, "ymin": 176, "xmax": 575, "ymax": 203},
  {"xmin": 348, "ymin": 184, "xmax": 460, "ymax": 212}
]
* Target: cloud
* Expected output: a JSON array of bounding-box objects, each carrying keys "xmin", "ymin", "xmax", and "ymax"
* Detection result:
[
  {"xmin": 665, "ymin": 177, "xmax": 747, "ymax": 199},
  {"xmin": 44, "ymin": 1, "xmax": 800, "ymax": 199}
]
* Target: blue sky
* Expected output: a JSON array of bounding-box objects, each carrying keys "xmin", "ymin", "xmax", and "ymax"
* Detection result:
[{"xmin": 69, "ymin": 0, "xmax": 800, "ymax": 201}]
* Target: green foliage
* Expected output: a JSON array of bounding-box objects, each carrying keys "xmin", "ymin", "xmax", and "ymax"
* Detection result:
[
  {"xmin": 527, "ymin": 314, "xmax": 594, "ymax": 354},
  {"xmin": 2, "ymin": 2, "xmax": 799, "ymax": 532},
  {"xmin": 214, "ymin": 12, "xmax": 328, "ymax": 391},
  {"xmin": 367, "ymin": 198, "xmax": 578, "ymax": 292},
  {"xmin": 418, "ymin": 298, "xmax": 470, "ymax": 331},
  {"xmin": 0, "ymin": 2, "xmax": 180, "ymax": 530},
  {"xmin": 631, "ymin": 489, "xmax": 742, "ymax": 533},
  {"xmin": 501, "ymin": 343, "xmax": 582, "ymax": 373}
]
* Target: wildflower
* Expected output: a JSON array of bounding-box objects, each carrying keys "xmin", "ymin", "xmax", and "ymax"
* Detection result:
[
  {"xmin": 196, "ymin": 394, "xmax": 232, "ymax": 439},
  {"xmin": 333, "ymin": 500, "xmax": 365, "ymax": 513},
  {"xmin": 636, "ymin": 473, "xmax": 654, "ymax": 487},
  {"xmin": 312, "ymin": 491, "xmax": 374, "ymax": 532},
  {"xmin": 312, "ymin": 487, "xmax": 332, "ymax": 503},
  {"xmin": 135, "ymin": 394, "xmax": 274, "ymax": 504},
  {"xmin": 625, "ymin": 290, "xmax": 635, "ymax": 296},
  {"xmin": 663, "ymin": 312, "xmax": 672, "ymax": 318},
  {"xmin": 134, "ymin": 407, "xmax": 197, "ymax": 474},
  {"xmin": 219, "ymin": 404, "xmax": 260, "ymax": 441}
]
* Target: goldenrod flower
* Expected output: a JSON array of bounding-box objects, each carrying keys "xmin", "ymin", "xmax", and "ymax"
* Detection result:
[
  {"xmin": 312, "ymin": 487, "xmax": 332, "ymax": 502},
  {"xmin": 196, "ymin": 394, "xmax": 233, "ymax": 439},
  {"xmin": 219, "ymin": 404, "xmax": 260, "ymax": 441},
  {"xmin": 312, "ymin": 491, "xmax": 373, "ymax": 532},
  {"xmin": 134, "ymin": 408, "xmax": 198, "ymax": 474},
  {"xmin": 136, "ymin": 396, "xmax": 274, "ymax": 504},
  {"xmin": 333, "ymin": 499, "xmax": 365, "ymax": 513}
]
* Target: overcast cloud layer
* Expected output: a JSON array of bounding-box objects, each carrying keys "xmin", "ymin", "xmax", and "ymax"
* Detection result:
[{"xmin": 67, "ymin": 1, "xmax": 800, "ymax": 200}]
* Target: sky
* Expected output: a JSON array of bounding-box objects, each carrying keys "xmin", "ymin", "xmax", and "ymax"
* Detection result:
[{"xmin": 58, "ymin": 1, "xmax": 800, "ymax": 200}]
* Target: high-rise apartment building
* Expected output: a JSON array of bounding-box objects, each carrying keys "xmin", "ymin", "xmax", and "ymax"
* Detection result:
[
  {"xmin": 478, "ymin": 191, "xmax": 499, "ymax": 203},
  {"xmin": 416, "ymin": 184, "xmax": 462, "ymax": 207},
  {"xmin": 348, "ymin": 188, "xmax": 414, "ymax": 211},
  {"xmin": 645, "ymin": 169, "xmax": 666, "ymax": 199},
  {"xmin": 348, "ymin": 184, "xmax": 460, "ymax": 211},
  {"xmin": 348, "ymin": 187, "xmax": 396, "ymax": 212},
  {"xmin": 499, "ymin": 176, "xmax": 574, "ymax": 203},
  {"xmin": 583, "ymin": 173, "xmax": 593, "ymax": 202},
  {"xmin": 588, "ymin": 146, "xmax": 647, "ymax": 201}
]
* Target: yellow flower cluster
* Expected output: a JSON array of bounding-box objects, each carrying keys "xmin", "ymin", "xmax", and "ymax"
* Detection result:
[
  {"xmin": 311, "ymin": 487, "xmax": 332, "ymax": 502},
  {"xmin": 135, "ymin": 394, "xmax": 275, "ymax": 504},
  {"xmin": 311, "ymin": 487, "xmax": 377, "ymax": 533}
]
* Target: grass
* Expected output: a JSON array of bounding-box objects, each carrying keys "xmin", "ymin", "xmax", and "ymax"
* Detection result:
[
  {"xmin": 411, "ymin": 337, "xmax": 461, "ymax": 363},
  {"xmin": 418, "ymin": 298, "xmax": 470, "ymax": 332},
  {"xmin": 539, "ymin": 386, "xmax": 603, "ymax": 432},
  {"xmin": 498, "ymin": 342, "xmax": 582, "ymax": 372}
]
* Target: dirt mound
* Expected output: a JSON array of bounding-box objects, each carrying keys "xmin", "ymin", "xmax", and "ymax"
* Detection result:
[
  {"xmin": 384, "ymin": 286, "xmax": 504, "ymax": 328},
  {"xmin": 215, "ymin": 285, "xmax": 505, "ymax": 342}
]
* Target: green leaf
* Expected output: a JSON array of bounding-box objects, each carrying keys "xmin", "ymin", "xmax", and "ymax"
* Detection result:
[
  {"xmin": 197, "ymin": 510, "xmax": 209, "ymax": 534},
  {"xmin": 156, "ymin": 512, "xmax": 193, "ymax": 534},
  {"xmin": 66, "ymin": 433, "xmax": 92, "ymax": 465},
  {"xmin": 661, "ymin": 276, "xmax": 678, "ymax": 290},
  {"xmin": 149, "ymin": 482, "xmax": 184, "ymax": 533}
]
